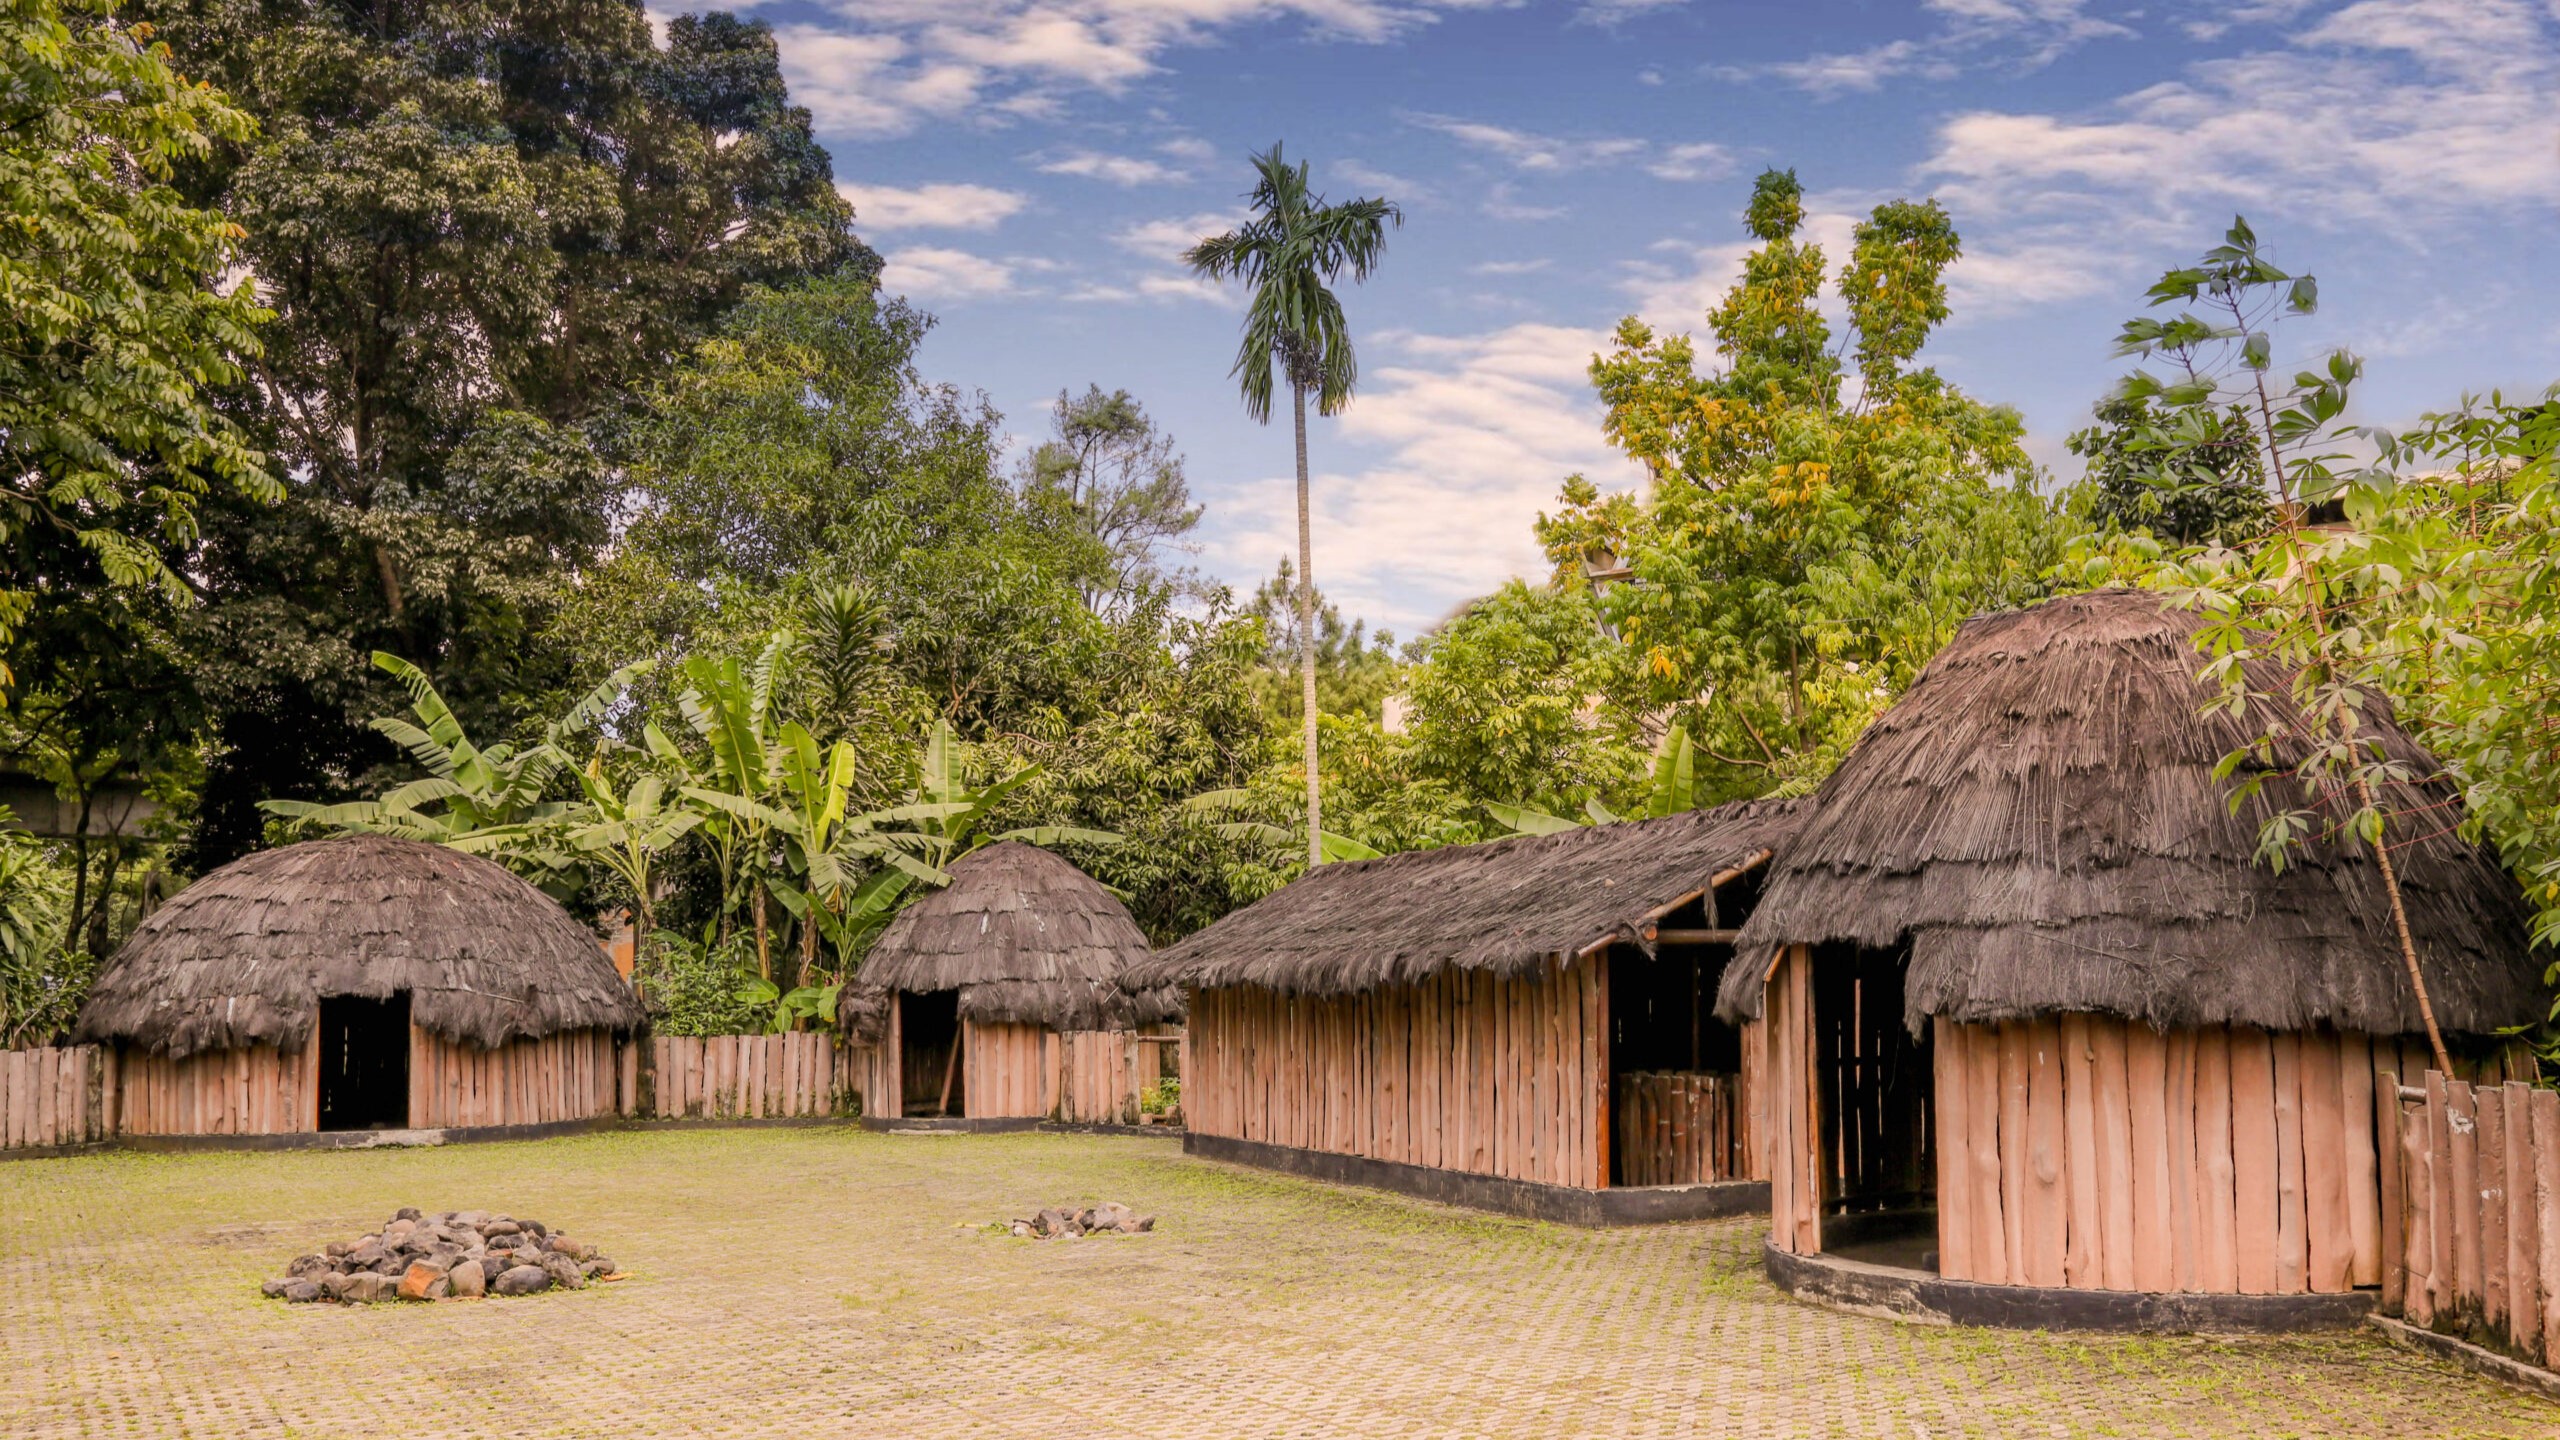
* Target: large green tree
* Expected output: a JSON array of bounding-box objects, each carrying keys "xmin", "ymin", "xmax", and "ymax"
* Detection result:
[
  {"xmin": 1186, "ymin": 145, "xmax": 1399, "ymax": 867},
  {"xmin": 127, "ymin": 0, "xmax": 870, "ymax": 868},
  {"xmin": 1549, "ymin": 168, "xmax": 2069, "ymax": 798}
]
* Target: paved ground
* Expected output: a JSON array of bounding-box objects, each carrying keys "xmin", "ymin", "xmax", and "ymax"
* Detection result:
[{"xmin": 4, "ymin": 1127, "xmax": 2552, "ymax": 1439}]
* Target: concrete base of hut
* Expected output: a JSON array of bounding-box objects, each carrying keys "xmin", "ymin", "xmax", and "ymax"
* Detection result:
[
  {"xmin": 115, "ymin": 1117, "xmax": 622, "ymax": 1155},
  {"xmin": 1762, "ymin": 1240, "xmax": 2378, "ymax": 1333},
  {"xmin": 1185, "ymin": 1131, "xmax": 1768, "ymax": 1227}
]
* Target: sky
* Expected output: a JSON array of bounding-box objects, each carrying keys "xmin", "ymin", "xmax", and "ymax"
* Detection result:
[{"xmin": 688, "ymin": 0, "xmax": 2557, "ymax": 637}]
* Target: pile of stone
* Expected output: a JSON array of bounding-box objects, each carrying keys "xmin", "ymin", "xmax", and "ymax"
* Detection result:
[
  {"xmin": 1007, "ymin": 1201, "xmax": 1155, "ymax": 1239},
  {"xmin": 260, "ymin": 1208, "xmax": 621, "ymax": 1304}
]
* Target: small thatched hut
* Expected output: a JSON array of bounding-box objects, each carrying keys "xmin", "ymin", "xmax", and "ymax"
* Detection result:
[
  {"xmin": 1133, "ymin": 800, "xmax": 1800, "ymax": 1223},
  {"xmin": 858, "ymin": 841, "xmax": 1171, "ymax": 1125},
  {"xmin": 75, "ymin": 834, "xmax": 642, "ymax": 1136},
  {"xmin": 1715, "ymin": 589, "xmax": 2546, "ymax": 1324}
]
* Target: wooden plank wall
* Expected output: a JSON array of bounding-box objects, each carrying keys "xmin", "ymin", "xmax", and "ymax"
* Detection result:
[
  {"xmin": 960, "ymin": 1021, "xmax": 1051, "ymax": 1118},
  {"xmin": 2391, "ymin": 1069, "xmax": 2560, "ymax": 1371},
  {"xmin": 410, "ymin": 1028, "xmax": 628, "ymax": 1129},
  {"xmin": 645, "ymin": 1033, "xmax": 870, "ymax": 1120},
  {"xmin": 1932, "ymin": 1019, "xmax": 2422, "ymax": 1295},
  {"xmin": 0, "ymin": 1044, "xmax": 114, "ymax": 1147},
  {"xmin": 1763, "ymin": 945, "xmax": 1820, "ymax": 1254},
  {"xmin": 117, "ymin": 1043, "xmax": 313, "ymax": 1136},
  {"xmin": 1186, "ymin": 954, "xmax": 1611, "ymax": 1189},
  {"xmin": 1615, "ymin": 1072, "xmax": 1745, "ymax": 1185}
]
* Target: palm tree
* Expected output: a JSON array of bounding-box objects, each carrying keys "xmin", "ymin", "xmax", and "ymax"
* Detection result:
[{"xmin": 1186, "ymin": 144, "xmax": 1399, "ymax": 867}]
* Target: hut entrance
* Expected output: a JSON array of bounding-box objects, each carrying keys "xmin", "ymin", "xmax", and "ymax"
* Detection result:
[
  {"xmin": 1810, "ymin": 942, "xmax": 1935, "ymax": 1263},
  {"xmin": 898, "ymin": 991, "xmax": 965, "ymax": 1117},
  {"xmin": 1607, "ymin": 883, "xmax": 1749, "ymax": 1187},
  {"xmin": 316, "ymin": 992, "xmax": 410, "ymax": 1131}
]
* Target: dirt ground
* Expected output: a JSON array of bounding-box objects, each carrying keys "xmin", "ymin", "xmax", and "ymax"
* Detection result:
[{"xmin": 5, "ymin": 1127, "xmax": 2550, "ymax": 1438}]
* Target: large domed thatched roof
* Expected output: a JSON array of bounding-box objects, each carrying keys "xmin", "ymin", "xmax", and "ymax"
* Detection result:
[
  {"xmin": 76, "ymin": 834, "xmax": 642, "ymax": 1058},
  {"xmin": 1716, "ymin": 589, "xmax": 2546, "ymax": 1037},
  {"xmin": 862, "ymin": 841, "xmax": 1162, "ymax": 1031}
]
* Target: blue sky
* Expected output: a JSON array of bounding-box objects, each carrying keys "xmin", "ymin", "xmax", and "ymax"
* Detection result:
[{"xmin": 680, "ymin": 0, "xmax": 2557, "ymax": 636}]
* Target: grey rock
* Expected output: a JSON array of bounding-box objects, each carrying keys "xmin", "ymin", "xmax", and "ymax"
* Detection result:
[
  {"xmin": 539, "ymin": 1254, "xmax": 586, "ymax": 1290},
  {"xmin": 346, "ymin": 1242, "xmax": 389, "ymax": 1269},
  {"xmin": 447, "ymin": 1261, "xmax": 486, "ymax": 1299},
  {"xmin": 341, "ymin": 1272, "xmax": 399, "ymax": 1303},
  {"xmin": 286, "ymin": 1253, "xmax": 332, "ymax": 1279},
  {"xmin": 318, "ymin": 1272, "xmax": 355, "ymax": 1301},
  {"xmin": 261, "ymin": 1278, "xmax": 295, "ymax": 1298},
  {"xmin": 281, "ymin": 1280, "xmax": 324, "ymax": 1304},
  {"xmin": 492, "ymin": 1265, "xmax": 551, "ymax": 1297},
  {"xmin": 392, "ymin": 1207, "xmax": 422, "ymax": 1222}
]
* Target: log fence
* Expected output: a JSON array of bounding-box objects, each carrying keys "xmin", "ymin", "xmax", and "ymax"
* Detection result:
[
  {"xmin": 2387, "ymin": 1069, "xmax": 2560, "ymax": 1373},
  {"xmin": 646, "ymin": 1033, "xmax": 868, "ymax": 1120},
  {"xmin": 1615, "ymin": 1071, "xmax": 1745, "ymax": 1185},
  {"xmin": 0, "ymin": 1044, "xmax": 112, "ymax": 1148}
]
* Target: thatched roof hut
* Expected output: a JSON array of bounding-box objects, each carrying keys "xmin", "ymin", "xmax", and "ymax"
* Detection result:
[
  {"xmin": 1714, "ymin": 588, "xmax": 2543, "ymax": 1036},
  {"xmin": 1147, "ymin": 801, "xmax": 1800, "ymax": 1217},
  {"xmin": 863, "ymin": 841, "xmax": 1157, "ymax": 1032},
  {"xmin": 77, "ymin": 833, "xmax": 640, "ymax": 1060},
  {"xmin": 1136, "ymin": 797, "xmax": 1802, "ymax": 997}
]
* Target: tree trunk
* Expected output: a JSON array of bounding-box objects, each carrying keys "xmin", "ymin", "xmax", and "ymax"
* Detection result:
[
  {"xmin": 1294, "ymin": 381, "xmax": 1323, "ymax": 868},
  {"xmin": 753, "ymin": 885, "xmax": 770, "ymax": 983}
]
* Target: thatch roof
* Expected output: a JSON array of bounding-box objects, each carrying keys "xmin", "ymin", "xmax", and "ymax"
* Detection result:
[
  {"xmin": 75, "ymin": 835, "xmax": 642, "ymax": 1059},
  {"xmin": 1130, "ymin": 799, "xmax": 1802, "ymax": 998},
  {"xmin": 1715, "ymin": 589, "xmax": 2546, "ymax": 1037},
  {"xmin": 860, "ymin": 842, "xmax": 1161, "ymax": 1031}
]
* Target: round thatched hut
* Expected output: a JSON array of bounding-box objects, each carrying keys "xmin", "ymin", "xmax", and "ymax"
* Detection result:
[
  {"xmin": 858, "ymin": 841, "xmax": 1171, "ymax": 1126},
  {"xmin": 1714, "ymin": 588, "xmax": 2546, "ymax": 1328},
  {"xmin": 75, "ymin": 834, "xmax": 641, "ymax": 1137}
]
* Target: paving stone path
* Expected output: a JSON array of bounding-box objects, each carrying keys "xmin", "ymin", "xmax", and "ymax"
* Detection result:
[{"xmin": 4, "ymin": 1127, "xmax": 2552, "ymax": 1438}]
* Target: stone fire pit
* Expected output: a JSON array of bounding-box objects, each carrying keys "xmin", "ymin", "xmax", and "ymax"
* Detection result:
[
  {"xmin": 1006, "ymin": 1201, "xmax": 1155, "ymax": 1239},
  {"xmin": 261, "ymin": 1207, "xmax": 623, "ymax": 1303}
]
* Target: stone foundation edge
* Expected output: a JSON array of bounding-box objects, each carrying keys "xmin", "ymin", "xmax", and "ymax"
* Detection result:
[
  {"xmin": 1184, "ymin": 1130, "xmax": 1768, "ymax": 1226},
  {"xmin": 1764, "ymin": 1240, "xmax": 2377, "ymax": 1333}
]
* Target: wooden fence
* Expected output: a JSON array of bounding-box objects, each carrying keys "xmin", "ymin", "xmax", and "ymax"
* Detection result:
[
  {"xmin": 2389, "ymin": 1071, "xmax": 2560, "ymax": 1371},
  {"xmin": 0, "ymin": 1044, "xmax": 111, "ymax": 1148},
  {"xmin": 1055, "ymin": 1029, "xmax": 1182, "ymax": 1125},
  {"xmin": 1615, "ymin": 1071, "xmax": 1746, "ymax": 1185},
  {"xmin": 647, "ymin": 1033, "xmax": 868, "ymax": 1120}
]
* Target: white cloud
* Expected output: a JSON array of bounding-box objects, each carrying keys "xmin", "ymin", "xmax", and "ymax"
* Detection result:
[
  {"xmin": 1922, "ymin": 0, "xmax": 2560, "ymax": 266},
  {"xmin": 1406, "ymin": 112, "xmax": 1647, "ymax": 172},
  {"xmin": 1200, "ymin": 323, "xmax": 1648, "ymax": 633},
  {"xmin": 1470, "ymin": 258, "xmax": 1553, "ymax": 276},
  {"xmin": 1723, "ymin": 0, "xmax": 2131, "ymax": 97},
  {"xmin": 838, "ymin": 181, "xmax": 1029, "ymax": 230},
  {"xmin": 1036, "ymin": 149, "xmax": 1189, "ymax": 185},
  {"xmin": 765, "ymin": 0, "xmax": 1498, "ymax": 136},
  {"xmin": 1578, "ymin": 0, "xmax": 1686, "ymax": 22},
  {"xmin": 1646, "ymin": 142, "xmax": 1735, "ymax": 182},
  {"xmin": 1335, "ymin": 160, "xmax": 1428, "ymax": 202},
  {"xmin": 1480, "ymin": 182, "xmax": 1569, "ymax": 222},
  {"xmin": 878, "ymin": 246, "xmax": 1016, "ymax": 300},
  {"xmin": 1112, "ymin": 211, "xmax": 1247, "ymax": 259}
]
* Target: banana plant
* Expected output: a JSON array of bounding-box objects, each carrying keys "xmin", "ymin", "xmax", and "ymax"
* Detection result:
[
  {"xmin": 261, "ymin": 652, "xmax": 650, "ymax": 894},
  {"xmin": 665, "ymin": 632, "xmax": 796, "ymax": 948},
  {"xmin": 1180, "ymin": 787, "xmax": 1383, "ymax": 862},
  {"xmin": 1484, "ymin": 728, "xmax": 1700, "ymax": 836},
  {"xmin": 558, "ymin": 761, "xmax": 705, "ymax": 954},
  {"xmin": 898, "ymin": 718, "xmax": 1121, "ymax": 869}
]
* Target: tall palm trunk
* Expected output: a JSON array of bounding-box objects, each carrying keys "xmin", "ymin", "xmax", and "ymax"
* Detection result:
[{"xmin": 1294, "ymin": 380, "xmax": 1322, "ymax": 867}]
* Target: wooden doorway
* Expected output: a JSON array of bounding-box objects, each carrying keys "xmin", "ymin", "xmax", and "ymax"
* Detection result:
[
  {"xmin": 898, "ymin": 991, "xmax": 964, "ymax": 1117},
  {"xmin": 317, "ymin": 992, "xmax": 410, "ymax": 1131},
  {"xmin": 1809, "ymin": 943, "xmax": 1936, "ymax": 1262}
]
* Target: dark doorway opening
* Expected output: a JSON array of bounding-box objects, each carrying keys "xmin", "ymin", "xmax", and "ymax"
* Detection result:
[
  {"xmin": 900, "ymin": 991, "xmax": 965, "ymax": 1117},
  {"xmin": 317, "ymin": 992, "xmax": 411, "ymax": 1131},
  {"xmin": 1811, "ymin": 942, "xmax": 1936, "ymax": 1262},
  {"xmin": 1606, "ymin": 885, "xmax": 1747, "ymax": 1187}
]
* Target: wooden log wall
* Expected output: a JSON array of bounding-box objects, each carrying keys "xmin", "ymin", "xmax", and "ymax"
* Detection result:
[
  {"xmin": 1053, "ymin": 1028, "xmax": 1183, "ymax": 1126},
  {"xmin": 409, "ymin": 1028, "xmax": 625, "ymax": 1129},
  {"xmin": 1615, "ymin": 1071, "xmax": 1745, "ymax": 1186},
  {"xmin": 0, "ymin": 1044, "xmax": 114, "ymax": 1147},
  {"xmin": 646, "ymin": 1033, "xmax": 869, "ymax": 1120},
  {"xmin": 1931, "ymin": 1020, "xmax": 2433, "ymax": 1294},
  {"xmin": 119, "ymin": 1044, "xmax": 314, "ymax": 1136},
  {"xmin": 1186, "ymin": 955, "xmax": 1613, "ymax": 1189},
  {"xmin": 2391, "ymin": 1070, "xmax": 2560, "ymax": 1372},
  {"xmin": 1764, "ymin": 946, "xmax": 1820, "ymax": 1253},
  {"xmin": 963, "ymin": 1021, "xmax": 1052, "ymax": 1118}
]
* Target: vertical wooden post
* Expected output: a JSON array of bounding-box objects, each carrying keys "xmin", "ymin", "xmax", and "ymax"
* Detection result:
[
  {"xmin": 2060, "ymin": 1014, "xmax": 2101, "ymax": 1288},
  {"xmin": 2450, "ymin": 1078, "xmax": 2483, "ymax": 1317},
  {"xmin": 2126, "ymin": 1023, "xmax": 2173, "ymax": 1293},
  {"xmin": 2164, "ymin": 1028, "xmax": 2202, "ymax": 1293},
  {"xmin": 2481, "ymin": 1084, "xmax": 2512, "ymax": 1330},
  {"xmin": 2506, "ymin": 1081, "xmax": 2542, "ymax": 1360},
  {"xmin": 2528, "ymin": 1086, "xmax": 2560, "ymax": 1369},
  {"xmin": 2300, "ymin": 1032, "xmax": 2353, "ymax": 1294},
  {"xmin": 2343, "ymin": 1036, "xmax": 2383, "ymax": 1289},
  {"xmin": 2021, "ymin": 1019, "xmax": 2067, "ymax": 1286},
  {"xmin": 2229, "ymin": 1027, "xmax": 2280, "ymax": 1292},
  {"xmin": 2377, "ymin": 1068, "xmax": 2407, "ymax": 1312}
]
